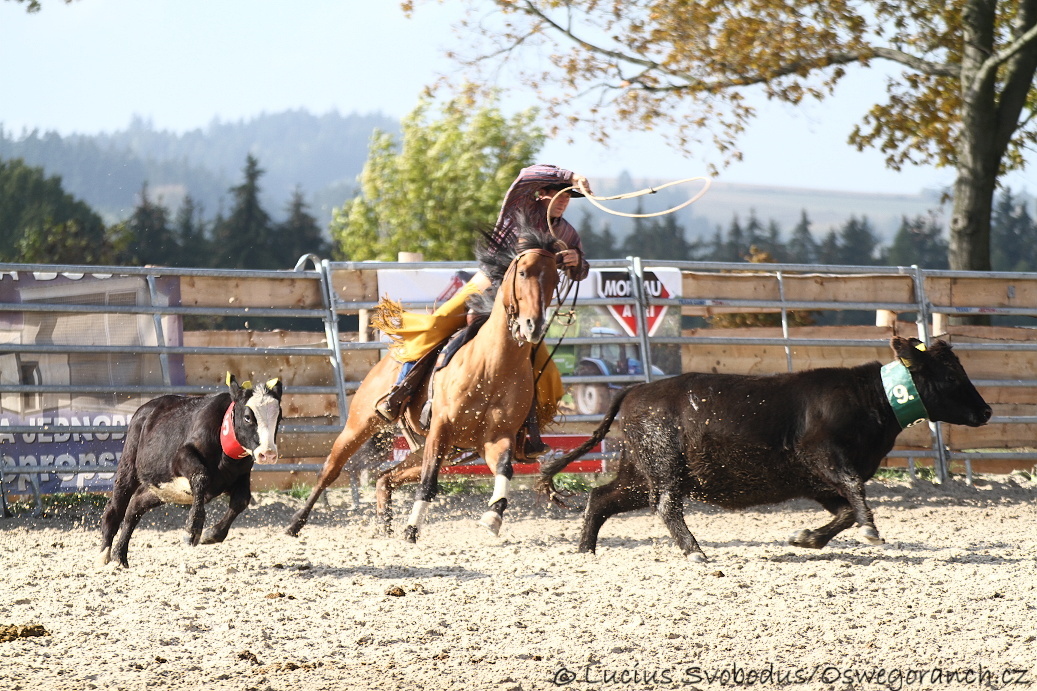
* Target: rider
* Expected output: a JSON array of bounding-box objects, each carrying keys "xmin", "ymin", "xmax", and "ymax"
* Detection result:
[{"xmin": 374, "ymin": 163, "xmax": 592, "ymax": 459}]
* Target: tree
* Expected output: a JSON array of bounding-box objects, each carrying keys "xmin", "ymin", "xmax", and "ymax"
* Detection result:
[
  {"xmin": 839, "ymin": 216, "xmax": 882, "ymax": 266},
  {"xmin": 125, "ymin": 182, "xmax": 177, "ymax": 266},
  {"xmin": 817, "ymin": 230, "xmax": 842, "ymax": 266},
  {"xmin": 8, "ymin": 0, "xmax": 76, "ymax": 12},
  {"xmin": 172, "ymin": 195, "xmax": 210, "ymax": 268},
  {"xmin": 425, "ymin": 1, "xmax": 1037, "ymax": 273},
  {"xmin": 786, "ymin": 211, "xmax": 818, "ymax": 264},
  {"xmin": 885, "ymin": 215, "xmax": 951, "ymax": 269},
  {"xmin": 277, "ymin": 188, "xmax": 329, "ymax": 263},
  {"xmin": 620, "ymin": 211, "xmax": 692, "ymax": 260},
  {"xmin": 210, "ymin": 155, "xmax": 277, "ymax": 269},
  {"xmin": 330, "ymin": 96, "xmax": 544, "ymax": 262},
  {"xmin": 0, "ymin": 157, "xmax": 110, "ymax": 263},
  {"xmin": 990, "ymin": 188, "xmax": 1037, "ymax": 271},
  {"xmin": 576, "ymin": 210, "xmax": 619, "ymax": 258}
]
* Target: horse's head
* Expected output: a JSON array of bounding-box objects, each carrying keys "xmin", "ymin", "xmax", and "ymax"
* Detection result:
[
  {"xmin": 505, "ymin": 247, "xmax": 560, "ymax": 344},
  {"xmin": 475, "ymin": 223, "xmax": 564, "ymax": 345}
]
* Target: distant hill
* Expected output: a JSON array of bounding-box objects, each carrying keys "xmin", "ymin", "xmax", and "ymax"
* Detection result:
[
  {"xmin": 0, "ymin": 110, "xmax": 398, "ymax": 228},
  {"xmin": 0, "ymin": 110, "xmax": 1009, "ymax": 245}
]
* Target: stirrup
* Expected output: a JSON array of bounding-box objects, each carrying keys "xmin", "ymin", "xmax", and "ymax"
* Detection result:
[
  {"xmin": 515, "ymin": 429, "xmax": 550, "ymax": 461},
  {"xmin": 375, "ymin": 387, "xmax": 405, "ymax": 422},
  {"xmin": 418, "ymin": 400, "xmax": 433, "ymax": 431}
]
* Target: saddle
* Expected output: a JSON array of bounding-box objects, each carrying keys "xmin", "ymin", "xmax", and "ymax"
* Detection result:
[{"xmin": 417, "ymin": 315, "xmax": 490, "ymax": 430}]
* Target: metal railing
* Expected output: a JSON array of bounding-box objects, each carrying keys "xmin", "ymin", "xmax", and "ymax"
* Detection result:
[{"xmin": 3, "ymin": 256, "xmax": 1037, "ymax": 513}]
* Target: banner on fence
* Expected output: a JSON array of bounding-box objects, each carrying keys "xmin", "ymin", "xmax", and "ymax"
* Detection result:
[{"xmin": 0, "ymin": 271, "xmax": 185, "ymax": 494}]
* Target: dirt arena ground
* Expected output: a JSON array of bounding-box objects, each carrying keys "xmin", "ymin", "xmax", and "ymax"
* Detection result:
[{"xmin": 1, "ymin": 473, "xmax": 1035, "ymax": 691}]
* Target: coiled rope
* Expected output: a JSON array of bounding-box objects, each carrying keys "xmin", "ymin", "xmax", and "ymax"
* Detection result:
[{"xmin": 547, "ymin": 175, "xmax": 713, "ymax": 223}]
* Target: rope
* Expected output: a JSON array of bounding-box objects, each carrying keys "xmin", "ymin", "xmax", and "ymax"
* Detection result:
[
  {"xmin": 545, "ymin": 175, "xmax": 712, "ymax": 237},
  {"xmin": 575, "ymin": 176, "xmax": 712, "ymax": 218}
]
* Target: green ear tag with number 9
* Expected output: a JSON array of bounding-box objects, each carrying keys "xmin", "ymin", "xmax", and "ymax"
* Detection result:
[{"xmin": 880, "ymin": 360, "xmax": 929, "ymax": 429}]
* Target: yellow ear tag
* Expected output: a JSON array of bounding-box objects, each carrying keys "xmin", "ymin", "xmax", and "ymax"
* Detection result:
[
  {"xmin": 915, "ymin": 343, "xmax": 927, "ymax": 351},
  {"xmin": 266, "ymin": 378, "xmax": 280, "ymax": 389},
  {"xmin": 899, "ymin": 357, "xmax": 912, "ymax": 367},
  {"xmin": 241, "ymin": 380, "xmax": 252, "ymax": 390},
  {"xmin": 225, "ymin": 372, "xmax": 233, "ymax": 387}
]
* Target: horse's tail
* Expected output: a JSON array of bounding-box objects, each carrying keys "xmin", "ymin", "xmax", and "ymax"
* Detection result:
[{"xmin": 535, "ymin": 384, "xmax": 638, "ymax": 501}]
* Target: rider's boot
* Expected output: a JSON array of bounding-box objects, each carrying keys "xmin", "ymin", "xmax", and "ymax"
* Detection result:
[
  {"xmin": 375, "ymin": 352, "xmax": 436, "ymax": 422},
  {"xmin": 517, "ymin": 404, "xmax": 550, "ymax": 460}
]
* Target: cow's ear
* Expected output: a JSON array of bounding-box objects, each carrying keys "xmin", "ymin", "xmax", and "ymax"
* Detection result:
[
  {"xmin": 891, "ymin": 337, "xmax": 927, "ymax": 369},
  {"xmin": 226, "ymin": 372, "xmax": 250, "ymax": 397},
  {"xmin": 266, "ymin": 378, "xmax": 283, "ymax": 399}
]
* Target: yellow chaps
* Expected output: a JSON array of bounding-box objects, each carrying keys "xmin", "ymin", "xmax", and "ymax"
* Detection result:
[{"xmin": 373, "ymin": 278, "xmax": 562, "ymax": 425}]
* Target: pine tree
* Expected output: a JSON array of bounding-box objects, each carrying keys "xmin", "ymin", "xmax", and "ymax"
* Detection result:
[
  {"xmin": 127, "ymin": 182, "xmax": 177, "ymax": 266},
  {"xmin": 577, "ymin": 210, "xmax": 619, "ymax": 258},
  {"xmin": 786, "ymin": 211, "xmax": 819, "ymax": 264},
  {"xmin": 991, "ymin": 188, "xmax": 1036, "ymax": 272},
  {"xmin": 210, "ymin": 155, "xmax": 276, "ymax": 268},
  {"xmin": 172, "ymin": 195, "xmax": 210, "ymax": 268},
  {"xmin": 885, "ymin": 215, "xmax": 949, "ymax": 269},
  {"xmin": 837, "ymin": 216, "xmax": 880, "ymax": 265},
  {"xmin": 277, "ymin": 188, "xmax": 329, "ymax": 263},
  {"xmin": 817, "ymin": 230, "xmax": 841, "ymax": 265},
  {"xmin": 724, "ymin": 215, "xmax": 746, "ymax": 262}
]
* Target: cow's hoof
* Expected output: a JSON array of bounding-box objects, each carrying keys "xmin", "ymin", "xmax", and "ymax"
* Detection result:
[
  {"xmin": 687, "ymin": 551, "xmax": 708, "ymax": 563},
  {"xmin": 478, "ymin": 511, "xmax": 502, "ymax": 537},
  {"xmin": 789, "ymin": 529, "xmax": 824, "ymax": 549},
  {"xmin": 859, "ymin": 526, "xmax": 885, "ymax": 545},
  {"xmin": 402, "ymin": 525, "xmax": 419, "ymax": 544}
]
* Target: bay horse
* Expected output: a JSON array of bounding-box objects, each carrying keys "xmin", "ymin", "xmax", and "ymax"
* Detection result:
[{"xmin": 286, "ymin": 227, "xmax": 563, "ymax": 541}]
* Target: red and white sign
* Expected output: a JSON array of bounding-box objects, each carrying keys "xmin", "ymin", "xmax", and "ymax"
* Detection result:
[{"xmin": 595, "ymin": 270, "xmax": 671, "ymax": 337}]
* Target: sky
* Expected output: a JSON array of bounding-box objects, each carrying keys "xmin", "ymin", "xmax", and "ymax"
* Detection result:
[{"xmin": 0, "ymin": 0, "xmax": 1031, "ymax": 196}]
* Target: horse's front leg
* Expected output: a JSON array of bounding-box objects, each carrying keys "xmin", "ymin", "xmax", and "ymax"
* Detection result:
[
  {"xmin": 402, "ymin": 433, "xmax": 450, "ymax": 543},
  {"xmin": 478, "ymin": 438, "xmax": 515, "ymax": 537}
]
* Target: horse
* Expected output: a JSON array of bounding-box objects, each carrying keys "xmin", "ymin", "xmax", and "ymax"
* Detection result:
[{"xmin": 286, "ymin": 227, "xmax": 562, "ymax": 541}]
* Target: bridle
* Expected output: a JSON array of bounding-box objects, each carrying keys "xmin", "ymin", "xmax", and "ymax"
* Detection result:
[{"xmin": 501, "ymin": 248, "xmax": 559, "ymax": 339}]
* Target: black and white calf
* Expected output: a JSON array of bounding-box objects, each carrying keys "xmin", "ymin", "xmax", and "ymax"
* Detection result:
[{"xmin": 99, "ymin": 375, "xmax": 283, "ymax": 567}]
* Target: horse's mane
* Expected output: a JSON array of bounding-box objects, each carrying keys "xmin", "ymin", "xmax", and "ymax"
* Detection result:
[{"xmin": 468, "ymin": 219, "xmax": 562, "ymax": 316}]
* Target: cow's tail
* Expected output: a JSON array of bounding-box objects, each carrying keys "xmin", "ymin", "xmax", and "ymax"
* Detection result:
[{"xmin": 535, "ymin": 384, "xmax": 637, "ymax": 504}]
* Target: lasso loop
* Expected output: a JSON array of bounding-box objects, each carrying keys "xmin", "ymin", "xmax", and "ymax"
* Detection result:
[{"xmin": 545, "ymin": 176, "xmax": 712, "ymax": 236}]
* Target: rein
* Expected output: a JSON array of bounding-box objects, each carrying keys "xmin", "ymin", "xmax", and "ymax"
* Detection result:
[
  {"xmin": 501, "ymin": 247, "xmax": 581, "ymax": 392},
  {"xmin": 502, "ymin": 248, "xmax": 558, "ymax": 330}
]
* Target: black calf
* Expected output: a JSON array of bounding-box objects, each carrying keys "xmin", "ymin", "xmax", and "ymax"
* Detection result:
[
  {"xmin": 99, "ymin": 375, "xmax": 282, "ymax": 567},
  {"xmin": 540, "ymin": 338, "xmax": 990, "ymax": 561}
]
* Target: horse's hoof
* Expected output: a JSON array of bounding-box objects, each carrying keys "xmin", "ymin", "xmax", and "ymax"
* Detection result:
[
  {"xmin": 478, "ymin": 511, "xmax": 502, "ymax": 537},
  {"xmin": 402, "ymin": 525, "xmax": 419, "ymax": 543},
  {"xmin": 98, "ymin": 548, "xmax": 111, "ymax": 566},
  {"xmin": 199, "ymin": 531, "xmax": 222, "ymax": 545},
  {"xmin": 859, "ymin": 525, "xmax": 885, "ymax": 545},
  {"xmin": 687, "ymin": 551, "xmax": 708, "ymax": 563}
]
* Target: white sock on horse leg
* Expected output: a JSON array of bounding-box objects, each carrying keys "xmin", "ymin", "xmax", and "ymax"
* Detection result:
[
  {"xmin": 407, "ymin": 500, "xmax": 431, "ymax": 528},
  {"xmin": 488, "ymin": 474, "xmax": 510, "ymax": 506}
]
